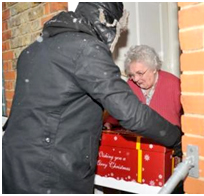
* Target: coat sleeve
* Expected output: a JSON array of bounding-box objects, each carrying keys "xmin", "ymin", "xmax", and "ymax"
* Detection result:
[{"xmin": 74, "ymin": 40, "xmax": 182, "ymax": 147}]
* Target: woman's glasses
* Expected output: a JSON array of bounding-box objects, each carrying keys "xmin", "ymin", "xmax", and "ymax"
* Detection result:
[{"xmin": 129, "ymin": 68, "xmax": 149, "ymax": 79}]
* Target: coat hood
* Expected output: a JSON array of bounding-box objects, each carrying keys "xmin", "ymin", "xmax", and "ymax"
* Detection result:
[
  {"xmin": 75, "ymin": 2, "xmax": 124, "ymax": 50},
  {"xmin": 42, "ymin": 11, "xmax": 96, "ymax": 38},
  {"xmin": 42, "ymin": 2, "xmax": 126, "ymax": 51}
]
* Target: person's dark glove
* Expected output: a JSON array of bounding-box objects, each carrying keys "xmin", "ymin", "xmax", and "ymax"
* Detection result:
[
  {"xmin": 173, "ymin": 141, "xmax": 183, "ymax": 157},
  {"xmin": 172, "ymin": 126, "xmax": 183, "ymax": 157}
]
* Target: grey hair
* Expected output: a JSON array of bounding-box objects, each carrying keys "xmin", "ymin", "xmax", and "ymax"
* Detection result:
[{"xmin": 124, "ymin": 45, "xmax": 162, "ymax": 75}]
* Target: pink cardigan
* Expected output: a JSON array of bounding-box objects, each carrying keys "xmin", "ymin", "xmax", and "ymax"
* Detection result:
[{"xmin": 105, "ymin": 70, "xmax": 182, "ymax": 127}]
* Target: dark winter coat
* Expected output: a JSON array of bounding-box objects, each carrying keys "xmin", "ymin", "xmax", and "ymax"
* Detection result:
[{"xmin": 2, "ymin": 4, "xmax": 181, "ymax": 194}]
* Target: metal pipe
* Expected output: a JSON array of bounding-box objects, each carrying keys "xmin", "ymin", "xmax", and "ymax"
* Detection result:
[
  {"xmin": 158, "ymin": 156, "xmax": 194, "ymax": 194},
  {"xmin": 166, "ymin": 2, "xmax": 180, "ymax": 78}
]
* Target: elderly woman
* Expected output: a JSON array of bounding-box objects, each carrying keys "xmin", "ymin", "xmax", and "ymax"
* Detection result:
[{"xmin": 104, "ymin": 45, "xmax": 182, "ymax": 128}]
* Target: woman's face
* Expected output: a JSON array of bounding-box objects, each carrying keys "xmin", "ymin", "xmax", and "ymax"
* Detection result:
[{"xmin": 128, "ymin": 61, "xmax": 157, "ymax": 90}]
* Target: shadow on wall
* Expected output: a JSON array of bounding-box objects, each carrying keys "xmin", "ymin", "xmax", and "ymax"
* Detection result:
[{"xmin": 113, "ymin": 30, "xmax": 129, "ymax": 60}]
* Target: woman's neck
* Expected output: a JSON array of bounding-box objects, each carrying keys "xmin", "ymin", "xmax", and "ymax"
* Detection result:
[{"xmin": 142, "ymin": 71, "xmax": 159, "ymax": 105}]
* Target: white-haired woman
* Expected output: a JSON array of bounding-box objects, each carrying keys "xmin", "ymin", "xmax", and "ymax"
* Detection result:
[{"xmin": 104, "ymin": 44, "xmax": 182, "ymax": 129}]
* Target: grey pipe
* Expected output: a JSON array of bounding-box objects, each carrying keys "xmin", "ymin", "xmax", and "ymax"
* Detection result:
[
  {"xmin": 158, "ymin": 156, "xmax": 194, "ymax": 194},
  {"xmin": 166, "ymin": 2, "xmax": 180, "ymax": 78}
]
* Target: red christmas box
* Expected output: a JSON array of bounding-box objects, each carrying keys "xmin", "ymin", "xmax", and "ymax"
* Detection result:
[{"xmin": 96, "ymin": 129, "xmax": 175, "ymax": 187}]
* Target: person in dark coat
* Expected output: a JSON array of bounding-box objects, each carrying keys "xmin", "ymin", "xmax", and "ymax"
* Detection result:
[{"xmin": 2, "ymin": 2, "xmax": 182, "ymax": 194}]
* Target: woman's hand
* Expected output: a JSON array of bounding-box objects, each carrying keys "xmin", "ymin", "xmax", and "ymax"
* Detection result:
[{"xmin": 103, "ymin": 122, "xmax": 112, "ymax": 130}]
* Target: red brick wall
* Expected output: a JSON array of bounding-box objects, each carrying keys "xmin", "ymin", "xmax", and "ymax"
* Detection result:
[
  {"xmin": 178, "ymin": 2, "xmax": 204, "ymax": 194},
  {"xmin": 2, "ymin": 2, "xmax": 68, "ymax": 116}
]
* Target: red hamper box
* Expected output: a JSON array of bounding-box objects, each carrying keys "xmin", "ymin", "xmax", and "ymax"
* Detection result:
[{"xmin": 96, "ymin": 129, "xmax": 175, "ymax": 187}]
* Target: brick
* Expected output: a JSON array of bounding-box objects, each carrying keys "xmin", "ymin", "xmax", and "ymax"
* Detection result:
[
  {"xmin": 181, "ymin": 74, "xmax": 204, "ymax": 93},
  {"xmin": 7, "ymin": 61, "xmax": 13, "ymax": 71},
  {"xmin": 4, "ymin": 71, "xmax": 16, "ymax": 80},
  {"xmin": 31, "ymin": 20, "xmax": 41, "ymax": 31},
  {"xmin": 20, "ymin": 12, "xmax": 30, "ymax": 24},
  {"xmin": 8, "ymin": 16, "xmax": 20, "ymax": 28},
  {"xmin": 4, "ymin": 81, "xmax": 15, "ymax": 91},
  {"xmin": 179, "ymin": 4, "xmax": 204, "ymax": 29},
  {"xmin": 6, "ymin": 100, "xmax": 13, "ymax": 110},
  {"xmin": 181, "ymin": 95, "xmax": 204, "ymax": 115},
  {"xmin": 180, "ymin": 52, "xmax": 204, "ymax": 71},
  {"xmin": 3, "ymin": 62, "xmax": 8, "ymax": 71},
  {"xmin": 184, "ymin": 177, "xmax": 204, "ymax": 194},
  {"xmin": 11, "ymin": 27, "xmax": 20, "ymax": 38},
  {"xmin": 7, "ymin": 109, "xmax": 11, "ymax": 117},
  {"xmin": 11, "ymin": 37, "xmax": 21, "ymax": 49},
  {"xmin": 5, "ymin": 90, "xmax": 15, "ymax": 100},
  {"xmin": 11, "ymin": 3, "xmax": 31, "ymax": 16},
  {"xmin": 178, "ymin": 2, "xmax": 199, "ymax": 7},
  {"xmin": 28, "ymin": 6, "xmax": 44, "ymax": 21},
  {"xmin": 19, "ymin": 23, "xmax": 31, "ymax": 35},
  {"xmin": 179, "ymin": 29, "xmax": 204, "ymax": 50},
  {"xmin": 2, "ymin": 30, "xmax": 11, "ymax": 41},
  {"xmin": 50, "ymin": 2, "xmax": 68, "ymax": 13},
  {"xmin": 182, "ymin": 135, "xmax": 204, "ymax": 156},
  {"xmin": 10, "ymin": 6, "xmax": 17, "ymax": 16},
  {"xmin": 44, "ymin": 3, "xmax": 50, "ymax": 15},
  {"xmin": 22, "ymin": 35, "xmax": 32, "ymax": 46},
  {"xmin": 181, "ymin": 115, "xmax": 204, "ymax": 136},
  {"xmin": 7, "ymin": 2, "xmax": 17, "ymax": 7},
  {"xmin": 41, "ymin": 14, "xmax": 55, "ymax": 26},
  {"xmin": 2, "ymin": 41, "xmax": 10, "ymax": 51},
  {"xmin": 10, "ymin": 38, "xmax": 18, "ymax": 49},
  {"xmin": 2, "ymin": 2, "xmax": 7, "ymax": 10},
  {"xmin": 17, "ymin": 37, "xmax": 24, "ymax": 47},
  {"xmin": 199, "ymin": 159, "xmax": 204, "ymax": 178},
  {"xmin": 2, "ymin": 21, "xmax": 8, "ymax": 31},
  {"xmin": 21, "ymin": 2, "xmax": 32, "ymax": 10},
  {"xmin": 2, "ymin": 51, "xmax": 14, "ymax": 61},
  {"xmin": 3, "ymin": 61, "xmax": 14, "ymax": 72},
  {"xmin": 2, "ymin": 9, "xmax": 10, "ymax": 21},
  {"xmin": 9, "ymin": 12, "xmax": 30, "ymax": 28}
]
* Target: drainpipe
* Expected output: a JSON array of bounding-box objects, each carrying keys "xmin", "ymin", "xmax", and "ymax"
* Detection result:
[
  {"xmin": 158, "ymin": 145, "xmax": 199, "ymax": 194},
  {"xmin": 166, "ymin": 2, "xmax": 180, "ymax": 78}
]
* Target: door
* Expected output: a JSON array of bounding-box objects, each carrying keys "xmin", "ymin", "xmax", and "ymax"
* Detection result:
[{"xmin": 114, "ymin": 2, "xmax": 180, "ymax": 80}]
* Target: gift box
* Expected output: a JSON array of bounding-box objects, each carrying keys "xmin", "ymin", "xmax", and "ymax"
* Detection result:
[{"xmin": 96, "ymin": 129, "xmax": 176, "ymax": 187}]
